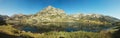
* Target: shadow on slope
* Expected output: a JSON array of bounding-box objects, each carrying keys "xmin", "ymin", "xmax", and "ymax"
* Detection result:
[{"xmin": 0, "ymin": 32, "xmax": 19, "ymax": 38}]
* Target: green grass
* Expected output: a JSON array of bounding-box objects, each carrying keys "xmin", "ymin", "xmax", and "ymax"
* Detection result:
[{"xmin": 0, "ymin": 25, "xmax": 113, "ymax": 38}]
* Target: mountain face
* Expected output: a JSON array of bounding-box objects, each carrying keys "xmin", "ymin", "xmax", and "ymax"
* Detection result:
[
  {"xmin": 20, "ymin": 6, "xmax": 67, "ymax": 22},
  {"xmin": 5, "ymin": 6, "xmax": 120, "ymax": 25},
  {"xmin": 36, "ymin": 6, "xmax": 66, "ymax": 16},
  {"xmin": 31, "ymin": 6, "xmax": 119, "ymax": 22},
  {"xmin": 34, "ymin": 6, "xmax": 66, "ymax": 19}
]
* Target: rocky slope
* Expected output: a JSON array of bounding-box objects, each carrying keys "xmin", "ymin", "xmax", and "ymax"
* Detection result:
[
  {"xmin": 70, "ymin": 14, "xmax": 120, "ymax": 23},
  {"xmin": 3, "ymin": 6, "xmax": 119, "ymax": 25},
  {"xmin": 29, "ymin": 6, "xmax": 119, "ymax": 23}
]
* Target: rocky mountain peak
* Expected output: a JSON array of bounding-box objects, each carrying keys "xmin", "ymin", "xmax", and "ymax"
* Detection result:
[
  {"xmin": 36, "ymin": 6, "xmax": 66, "ymax": 16},
  {"xmin": 45, "ymin": 5, "xmax": 55, "ymax": 10}
]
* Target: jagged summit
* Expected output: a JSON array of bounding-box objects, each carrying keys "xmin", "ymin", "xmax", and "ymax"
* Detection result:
[
  {"xmin": 36, "ymin": 6, "xmax": 66, "ymax": 16},
  {"xmin": 44, "ymin": 5, "xmax": 56, "ymax": 10}
]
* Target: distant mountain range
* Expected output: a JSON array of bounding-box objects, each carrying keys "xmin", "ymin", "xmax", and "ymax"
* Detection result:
[
  {"xmin": 0, "ymin": 6, "xmax": 119, "ymax": 26},
  {"xmin": 1, "ymin": 6, "xmax": 118, "ymax": 24}
]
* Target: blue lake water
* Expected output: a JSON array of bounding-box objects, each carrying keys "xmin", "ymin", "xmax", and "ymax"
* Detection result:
[{"xmin": 22, "ymin": 25, "xmax": 113, "ymax": 32}]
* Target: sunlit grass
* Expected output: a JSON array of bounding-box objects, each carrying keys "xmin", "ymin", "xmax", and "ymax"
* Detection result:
[{"xmin": 0, "ymin": 25, "xmax": 113, "ymax": 38}]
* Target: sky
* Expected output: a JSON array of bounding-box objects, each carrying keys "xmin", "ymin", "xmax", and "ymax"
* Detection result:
[{"xmin": 0, "ymin": 0, "xmax": 120, "ymax": 19}]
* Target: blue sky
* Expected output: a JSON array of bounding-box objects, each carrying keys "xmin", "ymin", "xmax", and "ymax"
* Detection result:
[{"xmin": 0, "ymin": 0, "xmax": 120, "ymax": 19}]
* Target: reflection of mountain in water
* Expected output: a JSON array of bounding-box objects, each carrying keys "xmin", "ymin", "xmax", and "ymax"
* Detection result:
[{"xmin": 20, "ymin": 22, "xmax": 114, "ymax": 33}]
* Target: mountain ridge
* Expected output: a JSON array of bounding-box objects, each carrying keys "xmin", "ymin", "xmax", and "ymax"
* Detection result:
[{"xmin": 0, "ymin": 6, "xmax": 119, "ymax": 25}]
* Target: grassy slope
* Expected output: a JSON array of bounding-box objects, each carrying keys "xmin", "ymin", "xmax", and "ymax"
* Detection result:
[{"xmin": 0, "ymin": 25, "xmax": 113, "ymax": 38}]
